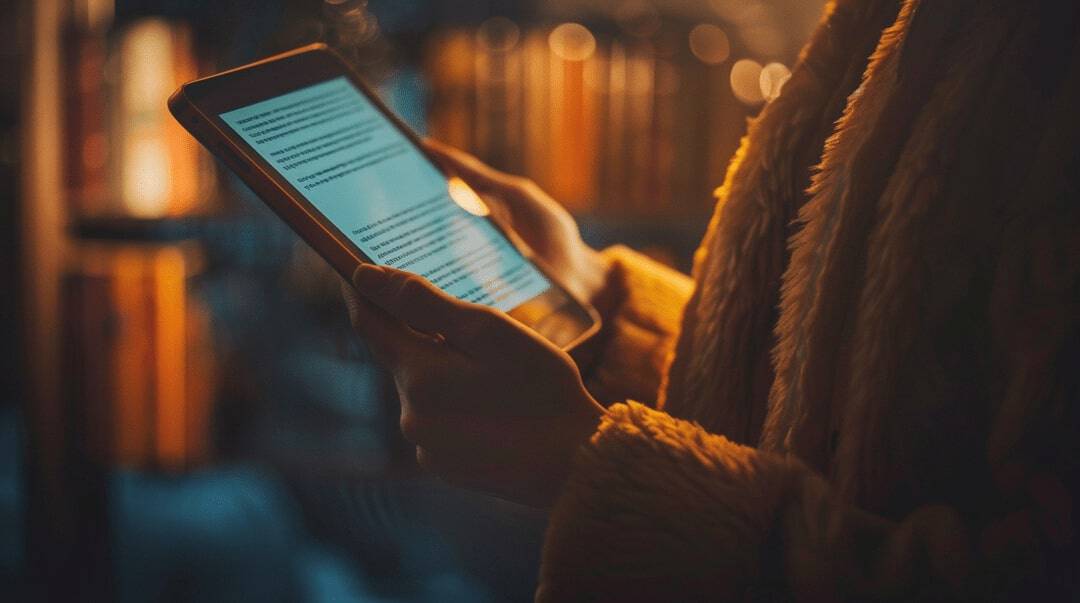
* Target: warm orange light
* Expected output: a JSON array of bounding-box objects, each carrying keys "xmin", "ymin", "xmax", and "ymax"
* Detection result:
[
  {"xmin": 117, "ymin": 19, "xmax": 201, "ymax": 218},
  {"xmin": 125, "ymin": 139, "xmax": 172, "ymax": 217},
  {"xmin": 73, "ymin": 0, "xmax": 114, "ymax": 29},
  {"xmin": 656, "ymin": 61, "xmax": 681, "ymax": 96},
  {"xmin": 119, "ymin": 20, "xmax": 173, "ymax": 217},
  {"xmin": 627, "ymin": 52, "xmax": 655, "ymax": 96},
  {"xmin": 548, "ymin": 23, "xmax": 596, "ymax": 62},
  {"xmin": 759, "ymin": 62, "xmax": 792, "ymax": 102},
  {"xmin": 112, "ymin": 248, "xmax": 151, "ymax": 464},
  {"xmin": 153, "ymin": 247, "xmax": 187, "ymax": 470},
  {"xmin": 730, "ymin": 59, "xmax": 764, "ymax": 105},
  {"xmin": 448, "ymin": 176, "xmax": 490, "ymax": 216},
  {"xmin": 689, "ymin": 24, "xmax": 730, "ymax": 65},
  {"xmin": 424, "ymin": 29, "xmax": 473, "ymax": 149}
]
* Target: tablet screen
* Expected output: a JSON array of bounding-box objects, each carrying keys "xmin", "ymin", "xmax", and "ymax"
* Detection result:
[{"xmin": 219, "ymin": 76, "xmax": 551, "ymax": 312}]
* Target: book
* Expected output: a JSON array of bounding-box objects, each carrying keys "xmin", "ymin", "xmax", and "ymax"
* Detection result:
[{"xmin": 64, "ymin": 243, "xmax": 214, "ymax": 471}]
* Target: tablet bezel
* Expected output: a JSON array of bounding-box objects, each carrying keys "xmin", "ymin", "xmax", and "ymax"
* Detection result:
[{"xmin": 169, "ymin": 44, "xmax": 599, "ymax": 350}]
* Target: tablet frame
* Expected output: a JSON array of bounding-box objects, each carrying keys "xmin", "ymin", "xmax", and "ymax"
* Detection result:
[{"xmin": 169, "ymin": 44, "xmax": 600, "ymax": 350}]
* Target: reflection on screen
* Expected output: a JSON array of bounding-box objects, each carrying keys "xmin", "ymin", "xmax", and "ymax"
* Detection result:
[{"xmin": 219, "ymin": 77, "xmax": 551, "ymax": 312}]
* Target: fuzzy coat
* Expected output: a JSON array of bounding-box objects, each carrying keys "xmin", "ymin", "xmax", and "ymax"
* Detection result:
[{"xmin": 539, "ymin": 0, "xmax": 1079, "ymax": 600}]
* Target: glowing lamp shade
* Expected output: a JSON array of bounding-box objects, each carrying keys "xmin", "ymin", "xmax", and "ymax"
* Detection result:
[
  {"xmin": 116, "ymin": 19, "xmax": 200, "ymax": 218},
  {"xmin": 119, "ymin": 20, "xmax": 173, "ymax": 217},
  {"xmin": 448, "ymin": 176, "xmax": 490, "ymax": 216},
  {"xmin": 123, "ymin": 139, "xmax": 171, "ymax": 216}
]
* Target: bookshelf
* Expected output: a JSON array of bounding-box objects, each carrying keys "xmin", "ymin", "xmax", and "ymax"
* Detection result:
[
  {"xmin": 12, "ymin": 0, "xmax": 824, "ymax": 598},
  {"xmin": 420, "ymin": 13, "xmax": 801, "ymax": 264},
  {"xmin": 19, "ymin": 3, "xmax": 225, "ymax": 597}
]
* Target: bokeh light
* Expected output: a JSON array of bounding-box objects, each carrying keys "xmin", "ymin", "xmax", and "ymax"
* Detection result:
[
  {"xmin": 730, "ymin": 58, "xmax": 764, "ymax": 105},
  {"xmin": 447, "ymin": 176, "xmax": 490, "ymax": 216},
  {"xmin": 688, "ymin": 24, "xmax": 730, "ymax": 65},
  {"xmin": 759, "ymin": 62, "xmax": 792, "ymax": 102},
  {"xmin": 548, "ymin": 23, "xmax": 596, "ymax": 62},
  {"xmin": 476, "ymin": 16, "xmax": 520, "ymax": 53}
]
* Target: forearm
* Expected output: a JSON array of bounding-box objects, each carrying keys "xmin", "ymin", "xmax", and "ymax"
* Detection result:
[
  {"xmin": 540, "ymin": 402, "xmax": 1075, "ymax": 601},
  {"xmin": 538, "ymin": 402, "xmax": 801, "ymax": 601}
]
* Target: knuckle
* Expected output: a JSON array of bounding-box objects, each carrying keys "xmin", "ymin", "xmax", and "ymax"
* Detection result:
[
  {"xmin": 509, "ymin": 176, "xmax": 537, "ymax": 195},
  {"xmin": 398, "ymin": 277, "xmax": 429, "ymax": 300},
  {"xmin": 384, "ymin": 272, "xmax": 411, "ymax": 296}
]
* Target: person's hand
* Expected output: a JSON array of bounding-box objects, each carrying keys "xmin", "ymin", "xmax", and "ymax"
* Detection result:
[
  {"xmin": 422, "ymin": 139, "xmax": 611, "ymax": 307},
  {"xmin": 342, "ymin": 263, "xmax": 606, "ymax": 508}
]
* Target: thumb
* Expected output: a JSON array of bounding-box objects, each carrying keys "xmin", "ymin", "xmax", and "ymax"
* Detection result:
[
  {"xmin": 352, "ymin": 264, "xmax": 518, "ymax": 354},
  {"xmin": 339, "ymin": 278, "xmax": 425, "ymax": 366}
]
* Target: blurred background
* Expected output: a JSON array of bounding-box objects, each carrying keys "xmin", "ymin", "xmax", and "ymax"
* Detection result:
[{"xmin": 3, "ymin": 0, "xmax": 824, "ymax": 600}]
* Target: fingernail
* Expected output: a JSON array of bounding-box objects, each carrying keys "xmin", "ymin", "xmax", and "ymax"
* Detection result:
[{"xmin": 352, "ymin": 264, "xmax": 387, "ymax": 291}]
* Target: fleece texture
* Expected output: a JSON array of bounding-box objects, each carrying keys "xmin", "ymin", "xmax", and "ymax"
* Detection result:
[{"xmin": 541, "ymin": 0, "xmax": 1079, "ymax": 600}]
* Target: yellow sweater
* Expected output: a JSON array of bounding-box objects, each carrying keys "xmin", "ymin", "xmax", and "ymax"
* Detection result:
[{"xmin": 539, "ymin": 0, "xmax": 1079, "ymax": 600}]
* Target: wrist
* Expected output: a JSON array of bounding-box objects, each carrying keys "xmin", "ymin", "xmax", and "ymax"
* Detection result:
[{"xmin": 541, "ymin": 391, "xmax": 605, "ymax": 508}]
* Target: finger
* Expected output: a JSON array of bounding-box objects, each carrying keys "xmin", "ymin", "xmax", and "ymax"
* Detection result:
[
  {"xmin": 339, "ymin": 278, "xmax": 428, "ymax": 366},
  {"xmin": 422, "ymin": 138, "xmax": 526, "ymax": 193},
  {"xmin": 352, "ymin": 264, "xmax": 522, "ymax": 355},
  {"xmin": 423, "ymin": 140, "xmax": 565, "ymax": 238},
  {"xmin": 477, "ymin": 192, "xmax": 520, "ymax": 237}
]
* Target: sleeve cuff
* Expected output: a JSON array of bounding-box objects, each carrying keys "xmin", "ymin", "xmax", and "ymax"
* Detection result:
[
  {"xmin": 538, "ymin": 402, "xmax": 802, "ymax": 601},
  {"xmin": 584, "ymin": 245, "xmax": 694, "ymax": 406}
]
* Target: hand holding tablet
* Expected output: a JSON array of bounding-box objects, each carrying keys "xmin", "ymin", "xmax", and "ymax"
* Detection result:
[{"xmin": 169, "ymin": 44, "xmax": 599, "ymax": 349}]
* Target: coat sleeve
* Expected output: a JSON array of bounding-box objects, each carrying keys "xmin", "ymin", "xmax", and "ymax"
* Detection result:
[
  {"xmin": 582, "ymin": 246, "xmax": 693, "ymax": 406},
  {"xmin": 537, "ymin": 402, "xmax": 1075, "ymax": 602}
]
